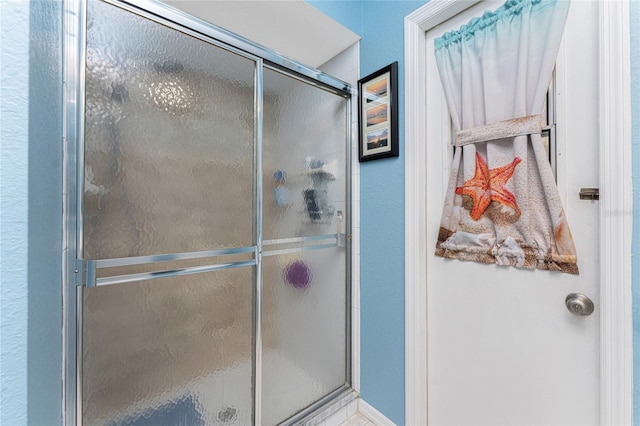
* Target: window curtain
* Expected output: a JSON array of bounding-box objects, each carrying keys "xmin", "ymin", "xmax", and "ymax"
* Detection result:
[{"xmin": 434, "ymin": 0, "xmax": 578, "ymax": 274}]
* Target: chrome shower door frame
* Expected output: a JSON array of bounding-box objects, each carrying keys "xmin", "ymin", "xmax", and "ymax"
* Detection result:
[{"xmin": 63, "ymin": 1, "xmax": 353, "ymax": 425}]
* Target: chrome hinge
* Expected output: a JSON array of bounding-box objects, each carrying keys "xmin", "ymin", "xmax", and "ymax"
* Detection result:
[{"xmin": 75, "ymin": 259, "xmax": 97, "ymax": 287}]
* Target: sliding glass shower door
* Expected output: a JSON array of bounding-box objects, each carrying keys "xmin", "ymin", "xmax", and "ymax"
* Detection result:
[
  {"xmin": 72, "ymin": 1, "xmax": 351, "ymax": 425},
  {"xmin": 261, "ymin": 68, "xmax": 349, "ymax": 425}
]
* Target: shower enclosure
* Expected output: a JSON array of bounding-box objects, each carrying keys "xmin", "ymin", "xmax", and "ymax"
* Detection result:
[{"xmin": 63, "ymin": 0, "xmax": 352, "ymax": 424}]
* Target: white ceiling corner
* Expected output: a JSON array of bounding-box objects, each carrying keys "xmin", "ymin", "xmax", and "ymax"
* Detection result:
[{"xmin": 161, "ymin": 0, "xmax": 361, "ymax": 68}]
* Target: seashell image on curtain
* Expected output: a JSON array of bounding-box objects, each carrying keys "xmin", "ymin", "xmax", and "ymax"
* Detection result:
[{"xmin": 433, "ymin": 0, "xmax": 579, "ymax": 274}]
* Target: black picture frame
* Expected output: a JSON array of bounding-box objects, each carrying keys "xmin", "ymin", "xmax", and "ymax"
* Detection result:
[{"xmin": 358, "ymin": 61, "xmax": 399, "ymax": 162}]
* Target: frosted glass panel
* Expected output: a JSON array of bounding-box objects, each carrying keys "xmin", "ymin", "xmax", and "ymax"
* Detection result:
[
  {"xmin": 263, "ymin": 68, "xmax": 348, "ymax": 240},
  {"xmin": 262, "ymin": 248, "xmax": 348, "ymax": 425},
  {"xmin": 83, "ymin": 0, "xmax": 255, "ymax": 259},
  {"xmin": 82, "ymin": 268, "xmax": 254, "ymax": 425},
  {"xmin": 80, "ymin": 3, "xmax": 351, "ymax": 424}
]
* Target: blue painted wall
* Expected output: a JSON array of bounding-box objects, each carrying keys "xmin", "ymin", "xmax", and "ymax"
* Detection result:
[
  {"xmin": 308, "ymin": 1, "xmax": 425, "ymax": 424},
  {"xmin": 306, "ymin": 1, "xmax": 363, "ymax": 36},
  {"xmin": 0, "ymin": 0, "xmax": 63, "ymax": 424},
  {"xmin": 1, "ymin": 2, "xmax": 31, "ymax": 423},
  {"xmin": 358, "ymin": 3, "xmax": 425, "ymax": 425}
]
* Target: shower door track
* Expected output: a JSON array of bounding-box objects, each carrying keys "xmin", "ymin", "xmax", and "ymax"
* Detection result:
[{"xmin": 62, "ymin": 0, "xmax": 354, "ymax": 425}]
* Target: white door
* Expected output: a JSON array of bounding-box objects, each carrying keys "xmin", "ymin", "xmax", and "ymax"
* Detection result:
[{"xmin": 424, "ymin": 2, "xmax": 600, "ymax": 424}]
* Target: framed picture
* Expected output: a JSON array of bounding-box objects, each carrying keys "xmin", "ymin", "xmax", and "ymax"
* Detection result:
[{"xmin": 358, "ymin": 61, "xmax": 399, "ymax": 162}]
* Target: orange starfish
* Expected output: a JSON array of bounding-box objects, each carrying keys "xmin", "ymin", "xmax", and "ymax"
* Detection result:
[{"xmin": 455, "ymin": 152, "xmax": 522, "ymax": 221}]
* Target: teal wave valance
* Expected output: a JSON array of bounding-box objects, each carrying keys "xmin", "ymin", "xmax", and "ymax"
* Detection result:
[{"xmin": 435, "ymin": 0, "xmax": 556, "ymax": 50}]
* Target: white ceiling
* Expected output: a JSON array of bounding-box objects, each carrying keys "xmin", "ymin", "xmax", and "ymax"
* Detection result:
[{"xmin": 161, "ymin": 0, "xmax": 361, "ymax": 68}]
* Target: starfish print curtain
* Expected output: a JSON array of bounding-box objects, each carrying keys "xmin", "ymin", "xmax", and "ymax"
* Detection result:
[{"xmin": 434, "ymin": 0, "xmax": 578, "ymax": 274}]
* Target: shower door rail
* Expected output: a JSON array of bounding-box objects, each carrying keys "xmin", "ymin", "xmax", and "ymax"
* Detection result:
[
  {"xmin": 77, "ymin": 233, "xmax": 345, "ymax": 288},
  {"xmin": 63, "ymin": 0, "xmax": 353, "ymax": 425}
]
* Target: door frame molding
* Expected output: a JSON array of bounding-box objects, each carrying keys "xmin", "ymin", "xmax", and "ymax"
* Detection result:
[{"xmin": 403, "ymin": 1, "xmax": 633, "ymax": 425}]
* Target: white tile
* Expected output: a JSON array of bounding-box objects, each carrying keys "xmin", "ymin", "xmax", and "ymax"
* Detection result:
[
  {"xmin": 341, "ymin": 412, "xmax": 377, "ymax": 426},
  {"xmin": 318, "ymin": 44, "xmax": 358, "ymax": 116},
  {"xmin": 352, "ymin": 180, "xmax": 360, "ymax": 203},
  {"xmin": 351, "ymin": 302, "xmax": 361, "ymax": 391},
  {"xmin": 346, "ymin": 400, "xmax": 358, "ymax": 419},
  {"xmin": 351, "ymin": 226, "xmax": 360, "ymax": 247},
  {"xmin": 352, "ymin": 305, "xmax": 360, "ymax": 329},
  {"xmin": 352, "ymin": 280, "xmax": 360, "ymax": 308},
  {"xmin": 319, "ymin": 43, "xmax": 359, "ymax": 82},
  {"xmin": 323, "ymin": 406, "xmax": 348, "ymax": 426}
]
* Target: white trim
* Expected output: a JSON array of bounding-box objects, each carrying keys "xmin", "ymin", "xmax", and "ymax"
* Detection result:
[
  {"xmin": 405, "ymin": 0, "xmax": 482, "ymax": 33},
  {"xmin": 598, "ymin": 1, "xmax": 633, "ymax": 424},
  {"xmin": 321, "ymin": 398, "xmax": 359, "ymax": 425},
  {"xmin": 358, "ymin": 399, "xmax": 396, "ymax": 426},
  {"xmin": 404, "ymin": 3, "xmax": 481, "ymax": 424},
  {"xmin": 403, "ymin": 1, "xmax": 633, "ymax": 425},
  {"xmin": 403, "ymin": 8, "xmax": 428, "ymax": 426}
]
